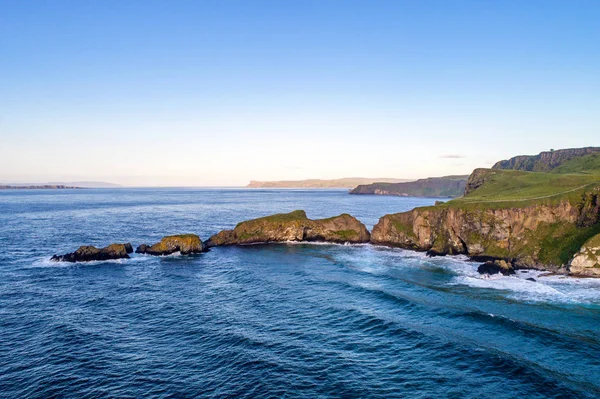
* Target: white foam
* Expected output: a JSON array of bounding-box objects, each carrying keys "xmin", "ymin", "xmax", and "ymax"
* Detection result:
[
  {"xmin": 450, "ymin": 269, "xmax": 600, "ymax": 304},
  {"xmin": 28, "ymin": 255, "xmax": 152, "ymax": 268}
]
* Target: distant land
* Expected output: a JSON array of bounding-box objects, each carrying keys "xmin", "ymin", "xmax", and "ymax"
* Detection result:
[
  {"xmin": 0, "ymin": 184, "xmax": 82, "ymax": 190},
  {"xmin": 350, "ymin": 175, "xmax": 469, "ymax": 198},
  {"xmin": 247, "ymin": 178, "xmax": 412, "ymax": 188},
  {"xmin": 0, "ymin": 181, "xmax": 121, "ymax": 189}
]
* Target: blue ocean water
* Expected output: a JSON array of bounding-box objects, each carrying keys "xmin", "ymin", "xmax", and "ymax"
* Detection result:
[{"xmin": 1, "ymin": 188, "xmax": 599, "ymax": 398}]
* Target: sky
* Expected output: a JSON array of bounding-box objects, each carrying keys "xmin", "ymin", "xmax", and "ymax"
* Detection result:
[{"xmin": 1, "ymin": 0, "xmax": 599, "ymax": 186}]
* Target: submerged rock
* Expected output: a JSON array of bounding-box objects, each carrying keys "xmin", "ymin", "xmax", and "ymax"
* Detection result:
[
  {"xmin": 569, "ymin": 234, "xmax": 600, "ymax": 277},
  {"xmin": 51, "ymin": 243, "xmax": 133, "ymax": 262},
  {"xmin": 205, "ymin": 210, "xmax": 370, "ymax": 247},
  {"xmin": 136, "ymin": 234, "xmax": 205, "ymax": 256},
  {"xmin": 477, "ymin": 260, "xmax": 515, "ymax": 276}
]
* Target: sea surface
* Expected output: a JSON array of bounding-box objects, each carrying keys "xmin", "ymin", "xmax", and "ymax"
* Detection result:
[{"xmin": 1, "ymin": 188, "xmax": 599, "ymax": 398}]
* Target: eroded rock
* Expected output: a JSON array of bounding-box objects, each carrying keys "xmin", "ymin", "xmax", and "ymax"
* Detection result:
[
  {"xmin": 136, "ymin": 234, "xmax": 206, "ymax": 256},
  {"xmin": 51, "ymin": 243, "xmax": 133, "ymax": 262}
]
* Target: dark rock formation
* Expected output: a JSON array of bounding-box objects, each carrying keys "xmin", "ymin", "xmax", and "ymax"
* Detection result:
[
  {"xmin": 136, "ymin": 234, "xmax": 206, "ymax": 256},
  {"xmin": 205, "ymin": 210, "xmax": 370, "ymax": 247},
  {"xmin": 350, "ymin": 176, "xmax": 468, "ymax": 198},
  {"xmin": 493, "ymin": 147, "xmax": 600, "ymax": 172},
  {"xmin": 51, "ymin": 243, "xmax": 133, "ymax": 262},
  {"xmin": 477, "ymin": 260, "xmax": 515, "ymax": 276}
]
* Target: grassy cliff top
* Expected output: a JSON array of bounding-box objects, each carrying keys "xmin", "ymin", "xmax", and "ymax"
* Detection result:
[
  {"xmin": 438, "ymin": 168, "xmax": 600, "ymax": 210},
  {"xmin": 237, "ymin": 210, "xmax": 308, "ymax": 227}
]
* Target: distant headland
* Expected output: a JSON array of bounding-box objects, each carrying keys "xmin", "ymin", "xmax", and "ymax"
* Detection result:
[
  {"xmin": 0, "ymin": 181, "xmax": 121, "ymax": 189},
  {"xmin": 246, "ymin": 177, "xmax": 411, "ymax": 188}
]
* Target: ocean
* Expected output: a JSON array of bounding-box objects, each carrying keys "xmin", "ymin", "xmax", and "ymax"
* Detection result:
[{"xmin": 1, "ymin": 188, "xmax": 599, "ymax": 398}]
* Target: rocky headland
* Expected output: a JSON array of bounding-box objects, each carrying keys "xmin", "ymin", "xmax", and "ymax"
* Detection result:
[
  {"xmin": 206, "ymin": 210, "xmax": 370, "ymax": 247},
  {"xmin": 247, "ymin": 178, "xmax": 410, "ymax": 188},
  {"xmin": 371, "ymin": 148, "xmax": 600, "ymax": 275},
  {"xmin": 349, "ymin": 175, "xmax": 468, "ymax": 198}
]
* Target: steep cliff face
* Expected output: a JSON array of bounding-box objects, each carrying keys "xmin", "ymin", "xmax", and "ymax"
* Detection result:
[
  {"xmin": 371, "ymin": 190, "xmax": 600, "ymax": 271},
  {"xmin": 493, "ymin": 147, "xmax": 600, "ymax": 172},
  {"xmin": 350, "ymin": 176, "xmax": 468, "ymax": 197},
  {"xmin": 206, "ymin": 210, "xmax": 370, "ymax": 247}
]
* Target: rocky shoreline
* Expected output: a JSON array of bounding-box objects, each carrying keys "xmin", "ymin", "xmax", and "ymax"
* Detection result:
[{"xmin": 50, "ymin": 208, "xmax": 600, "ymax": 278}]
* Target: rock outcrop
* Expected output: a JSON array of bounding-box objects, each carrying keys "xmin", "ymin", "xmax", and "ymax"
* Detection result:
[
  {"xmin": 371, "ymin": 190, "xmax": 600, "ymax": 271},
  {"xmin": 205, "ymin": 210, "xmax": 370, "ymax": 247},
  {"xmin": 569, "ymin": 234, "xmax": 600, "ymax": 276},
  {"xmin": 136, "ymin": 234, "xmax": 206, "ymax": 256},
  {"xmin": 51, "ymin": 243, "xmax": 133, "ymax": 262}
]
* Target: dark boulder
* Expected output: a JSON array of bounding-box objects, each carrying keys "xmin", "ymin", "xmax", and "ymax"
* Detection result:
[
  {"xmin": 51, "ymin": 243, "xmax": 133, "ymax": 262},
  {"xmin": 426, "ymin": 249, "xmax": 447, "ymax": 257},
  {"xmin": 477, "ymin": 260, "xmax": 515, "ymax": 276}
]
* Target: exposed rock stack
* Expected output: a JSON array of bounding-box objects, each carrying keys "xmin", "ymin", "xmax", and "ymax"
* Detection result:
[{"xmin": 51, "ymin": 243, "xmax": 133, "ymax": 262}]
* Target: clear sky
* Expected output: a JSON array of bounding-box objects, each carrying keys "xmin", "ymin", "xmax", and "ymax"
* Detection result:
[{"xmin": 1, "ymin": 0, "xmax": 598, "ymax": 186}]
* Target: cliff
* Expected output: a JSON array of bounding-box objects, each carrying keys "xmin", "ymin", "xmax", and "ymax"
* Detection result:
[
  {"xmin": 493, "ymin": 147, "xmax": 600, "ymax": 172},
  {"xmin": 371, "ymin": 156, "xmax": 600, "ymax": 272},
  {"xmin": 206, "ymin": 210, "xmax": 370, "ymax": 246},
  {"xmin": 350, "ymin": 176, "xmax": 468, "ymax": 198}
]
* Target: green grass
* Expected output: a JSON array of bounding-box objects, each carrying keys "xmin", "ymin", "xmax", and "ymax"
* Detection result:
[
  {"xmin": 333, "ymin": 230, "xmax": 359, "ymax": 240},
  {"xmin": 551, "ymin": 153, "xmax": 600, "ymax": 174},
  {"xmin": 584, "ymin": 233, "xmax": 600, "ymax": 248},
  {"xmin": 536, "ymin": 222, "xmax": 600, "ymax": 266},
  {"xmin": 442, "ymin": 169, "xmax": 600, "ymax": 208},
  {"xmin": 236, "ymin": 210, "xmax": 308, "ymax": 228}
]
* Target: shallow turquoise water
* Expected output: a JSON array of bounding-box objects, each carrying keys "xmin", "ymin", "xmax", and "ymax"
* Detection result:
[{"xmin": 1, "ymin": 188, "xmax": 599, "ymax": 398}]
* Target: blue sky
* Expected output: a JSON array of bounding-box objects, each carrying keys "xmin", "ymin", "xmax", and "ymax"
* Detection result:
[{"xmin": 1, "ymin": 0, "xmax": 598, "ymax": 186}]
